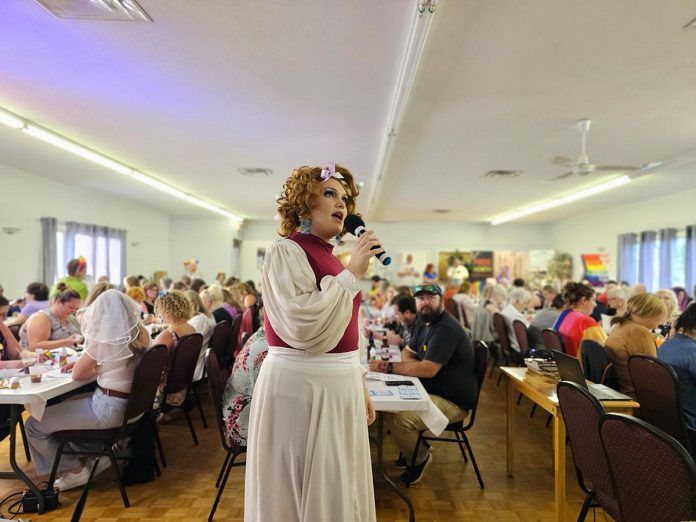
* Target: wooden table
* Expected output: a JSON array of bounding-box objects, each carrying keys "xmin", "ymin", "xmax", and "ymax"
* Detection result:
[{"xmin": 501, "ymin": 367, "xmax": 639, "ymax": 522}]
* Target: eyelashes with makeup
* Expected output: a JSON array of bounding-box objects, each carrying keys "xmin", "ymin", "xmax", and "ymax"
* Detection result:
[{"xmin": 324, "ymin": 189, "xmax": 348, "ymax": 203}]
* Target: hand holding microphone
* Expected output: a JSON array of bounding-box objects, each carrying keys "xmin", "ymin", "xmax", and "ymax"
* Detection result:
[{"xmin": 345, "ymin": 215, "xmax": 391, "ymax": 280}]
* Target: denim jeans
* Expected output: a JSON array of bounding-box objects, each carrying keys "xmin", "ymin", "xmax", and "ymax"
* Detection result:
[{"xmin": 25, "ymin": 388, "xmax": 127, "ymax": 475}]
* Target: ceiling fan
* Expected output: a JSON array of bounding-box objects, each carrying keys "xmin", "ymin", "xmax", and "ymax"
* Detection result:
[{"xmin": 549, "ymin": 119, "xmax": 641, "ymax": 180}]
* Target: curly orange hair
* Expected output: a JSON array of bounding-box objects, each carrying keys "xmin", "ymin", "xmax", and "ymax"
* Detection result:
[{"xmin": 277, "ymin": 164, "xmax": 359, "ymax": 239}]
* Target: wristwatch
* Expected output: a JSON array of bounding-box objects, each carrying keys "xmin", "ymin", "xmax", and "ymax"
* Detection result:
[{"xmin": 386, "ymin": 362, "xmax": 393, "ymax": 374}]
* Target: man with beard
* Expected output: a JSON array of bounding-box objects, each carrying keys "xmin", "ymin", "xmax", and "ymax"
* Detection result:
[
  {"xmin": 364, "ymin": 294, "xmax": 422, "ymax": 351},
  {"xmin": 369, "ymin": 284, "xmax": 476, "ymax": 486}
]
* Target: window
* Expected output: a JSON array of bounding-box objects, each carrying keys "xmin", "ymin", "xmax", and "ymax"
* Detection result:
[
  {"xmin": 673, "ymin": 233, "xmax": 686, "ymax": 288},
  {"xmin": 53, "ymin": 222, "xmax": 126, "ymax": 286}
]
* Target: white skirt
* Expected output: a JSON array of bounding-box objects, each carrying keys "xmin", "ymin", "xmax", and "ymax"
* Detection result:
[{"xmin": 244, "ymin": 347, "xmax": 376, "ymax": 522}]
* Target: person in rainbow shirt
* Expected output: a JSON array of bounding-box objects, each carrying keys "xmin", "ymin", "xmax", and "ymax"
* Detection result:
[{"xmin": 552, "ymin": 282, "xmax": 607, "ymax": 358}]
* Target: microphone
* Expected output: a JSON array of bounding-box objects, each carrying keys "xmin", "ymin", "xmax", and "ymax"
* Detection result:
[{"xmin": 344, "ymin": 214, "xmax": 392, "ymax": 266}]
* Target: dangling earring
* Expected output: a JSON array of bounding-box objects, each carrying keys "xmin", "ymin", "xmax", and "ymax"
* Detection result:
[{"xmin": 300, "ymin": 217, "xmax": 311, "ymax": 234}]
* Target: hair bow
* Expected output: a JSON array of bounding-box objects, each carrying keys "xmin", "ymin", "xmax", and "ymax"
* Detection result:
[{"xmin": 320, "ymin": 163, "xmax": 344, "ymax": 183}]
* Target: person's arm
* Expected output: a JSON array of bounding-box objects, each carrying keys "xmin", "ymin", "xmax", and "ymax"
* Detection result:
[
  {"xmin": 153, "ymin": 329, "xmax": 174, "ymax": 351},
  {"xmin": 26, "ymin": 315, "xmax": 82, "ymax": 351},
  {"xmin": 370, "ymin": 357, "xmax": 443, "ymax": 378},
  {"xmin": 4, "ymin": 313, "xmax": 27, "ymax": 328},
  {"xmin": 72, "ymin": 352, "xmax": 98, "ymax": 381},
  {"xmin": 369, "ymin": 330, "xmax": 452, "ymax": 378},
  {"xmin": 243, "ymin": 294, "xmax": 257, "ymax": 308}
]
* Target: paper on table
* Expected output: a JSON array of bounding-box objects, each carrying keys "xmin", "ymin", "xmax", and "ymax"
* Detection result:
[{"xmin": 365, "ymin": 372, "xmax": 402, "ymax": 381}]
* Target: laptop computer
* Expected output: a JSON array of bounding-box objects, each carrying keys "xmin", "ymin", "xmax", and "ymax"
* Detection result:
[{"xmin": 552, "ymin": 351, "xmax": 632, "ymax": 401}]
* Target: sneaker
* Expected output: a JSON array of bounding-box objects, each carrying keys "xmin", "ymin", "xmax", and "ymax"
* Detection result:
[
  {"xmin": 90, "ymin": 457, "xmax": 111, "ymax": 477},
  {"xmin": 394, "ymin": 453, "xmax": 408, "ymax": 469},
  {"xmin": 54, "ymin": 466, "xmax": 91, "ymax": 491},
  {"xmin": 399, "ymin": 452, "xmax": 432, "ymax": 486}
]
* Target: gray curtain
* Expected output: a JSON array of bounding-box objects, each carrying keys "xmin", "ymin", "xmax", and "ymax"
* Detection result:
[
  {"xmin": 617, "ymin": 233, "xmax": 638, "ymax": 285},
  {"xmin": 639, "ymin": 230, "xmax": 657, "ymax": 291},
  {"xmin": 40, "ymin": 217, "xmax": 57, "ymax": 285},
  {"xmin": 687, "ymin": 226, "xmax": 696, "ymax": 295},
  {"xmin": 658, "ymin": 228, "xmax": 677, "ymax": 289}
]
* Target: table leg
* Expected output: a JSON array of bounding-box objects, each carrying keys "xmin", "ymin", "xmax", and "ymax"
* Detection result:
[
  {"xmin": 552, "ymin": 412, "xmax": 566, "ymax": 522},
  {"xmin": 7, "ymin": 405, "xmax": 44, "ymax": 513},
  {"xmin": 375, "ymin": 412, "xmax": 415, "ymax": 522},
  {"xmin": 506, "ymin": 376, "xmax": 515, "ymax": 476}
]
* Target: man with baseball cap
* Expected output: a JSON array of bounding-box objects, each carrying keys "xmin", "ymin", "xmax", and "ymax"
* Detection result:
[{"xmin": 369, "ymin": 283, "xmax": 477, "ymax": 486}]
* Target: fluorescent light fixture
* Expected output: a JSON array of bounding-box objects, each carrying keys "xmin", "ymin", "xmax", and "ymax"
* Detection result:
[
  {"xmin": 1, "ymin": 105, "xmax": 244, "ymax": 223},
  {"xmin": 490, "ymin": 175, "xmax": 632, "ymax": 225},
  {"xmin": 365, "ymin": 1, "xmax": 437, "ymax": 217},
  {"xmin": 0, "ymin": 108, "xmax": 24, "ymax": 129},
  {"xmin": 23, "ymin": 124, "xmax": 133, "ymax": 176}
]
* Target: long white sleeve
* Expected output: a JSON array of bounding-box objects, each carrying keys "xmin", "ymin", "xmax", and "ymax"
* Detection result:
[{"xmin": 261, "ymin": 239, "xmax": 360, "ymax": 354}]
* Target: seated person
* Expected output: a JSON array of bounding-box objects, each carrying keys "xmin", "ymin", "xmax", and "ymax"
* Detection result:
[
  {"xmin": 126, "ymin": 287, "xmax": 148, "ymax": 317},
  {"xmin": 19, "ymin": 286, "xmax": 82, "ymax": 352},
  {"xmin": 200, "ymin": 286, "xmax": 232, "ymax": 324},
  {"xmin": 483, "ymin": 284, "xmax": 507, "ymax": 316},
  {"xmin": 529, "ymin": 294, "xmax": 564, "ymax": 348},
  {"xmin": 452, "ymin": 281, "xmax": 476, "ymax": 326},
  {"xmin": 369, "ymin": 284, "xmax": 477, "ymax": 486},
  {"xmin": 222, "ymin": 325, "xmax": 269, "ymax": 447},
  {"xmin": 51, "ymin": 258, "xmax": 88, "ymax": 302},
  {"xmin": 142, "ymin": 281, "xmax": 159, "ymax": 315},
  {"xmin": 500, "ymin": 288, "xmax": 531, "ymax": 353},
  {"xmin": 185, "ymin": 290, "xmax": 217, "ymax": 382},
  {"xmin": 553, "ymin": 282, "xmax": 606, "ymax": 357},
  {"xmin": 0, "ymin": 296, "xmax": 33, "ymax": 365},
  {"xmin": 153, "ymin": 291, "xmax": 195, "ymax": 409},
  {"xmin": 25, "ymin": 290, "xmax": 149, "ymax": 491},
  {"xmin": 658, "ymin": 303, "xmax": 696, "ymax": 433},
  {"xmin": 605, "ymin": 293, "xmax": 666, "ymax": 398},
  {"xmin": 5, "ymin": 282, "xmax": 50, "ymax": 328},
  {"xmin": 221, "ymin": 288, "xmax": 241, "ymax": 320},
  {"xmin": 364, "ymin": 294, "xmax": 422, "ymax": 351}
]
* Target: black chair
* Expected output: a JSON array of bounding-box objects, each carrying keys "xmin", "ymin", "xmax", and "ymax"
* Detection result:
[
  {"xmin": 600, "ymin": 413, "xmax": 696, "ymax": 522},
  {"xmin": 206, "ymin": 351, "xmax": 246, "ymax": 520},
  {"xmin": 228, "ymin": 315, "xmax": 243, "ymax": 364},
  {"xmin": 47, "ymin": 345, "xmax": 168, "ymax": 514},
  {"xmin": 158, "ymin": 333, "xmax": 204, "ymax": 449},
  {"xmin": 209, "ymin": 320, "xmax": 232, "ymax": 369},
  {"xmin": 581, "ymin": 340, "xmax": 618, "ymax": 389},
  {"xmin": 512, "ymin": 319, "xmax": 531, "ymax": 354},
  {"xmin": 628, "ymin": 354, "xmax": 692, "ymax": 454},
  {"xmin": 410, "ymin": 341, "xmax": 487, "ymax": 489},
  {"xmin": 542, "ymin": 328, "xmax": 565, "ymax": 353},
  {"xmin": 556, "ymin": 381, "xmax": 619, "ymax": 521}
]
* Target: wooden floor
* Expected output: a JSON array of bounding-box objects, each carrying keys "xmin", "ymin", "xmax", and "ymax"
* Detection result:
[{"xmin": 0, "ymin": 370, "xmax": 611, "ymax": 521}]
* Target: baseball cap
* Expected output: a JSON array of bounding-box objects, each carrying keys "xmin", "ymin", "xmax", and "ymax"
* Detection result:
[{"xmin": 413, "ymin": 284, "xmax": 442, "ymax": 297}]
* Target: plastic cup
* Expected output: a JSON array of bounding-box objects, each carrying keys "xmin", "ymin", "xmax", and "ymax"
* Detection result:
[{"xmin": 29, "ymin": 366, "xmax": 42, "ymax": 384}]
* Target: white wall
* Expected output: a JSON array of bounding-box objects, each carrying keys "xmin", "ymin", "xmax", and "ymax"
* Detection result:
[
  {"xmin": 0, "ymin": 165, "xmax": 171, "ymax": 297},
  {"xmin": 238, "ymin": 219, "xmax": 552, "ymax": 284},
  {"xmin": 549, "ymin": 187, "xmax": 696, "ymax": 281},
  {"xmin": 169, "ymin": 216, "xmax": 241, "ymax": 282}
]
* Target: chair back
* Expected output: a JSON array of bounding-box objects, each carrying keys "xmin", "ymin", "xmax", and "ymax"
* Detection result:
[
  {"xmin": 166, "ymin": 333, "xmax": 203, "ymax": 396},
  {"xmin": 557, "ymin": 381, "xmax": 619, "ymax": 519},
  {"xmin": 445, "ymin": 298, "xmax": 461, "ymax": 323},
  {"xmin": 581, "ymin": 340, "xmax": 618, "ymax": 388},
  {"xmin": 600, "ymin": 413, "xmax": 696, "ymax": 522},
  {"xmin": 628, "ymin": 354, "xmax": 691, "ymax": 452},
  {"xmin": 209, "ymin": 320, "xmax": 231, "ymax": 368},
  {"xmin": 492, "ymin": 313, "xmax": 512, "ymax": 358},
  {"xmin": 470, "ymin": 306, "xmax": 495, "ymax": 343},
  {"xmin": 8, "ymin": 325, "xmax": 20, "ymax": 341},
  {"xmin": 542, "ymin": 328, "xmax": 565, "ymax": 353},
  {"xmin": 462, "ymin": 341, "xmax": 489, "ymax": 430},
  {"xmin": 123, "ymin": 345, "xmax": 169, "ymax": 425},
  {"xmin": 512, "ymin": 320, "xmax": 530, "ymax": 353},
  {"xmin": 206, "ymin": 351, "xmax": 232, "ymax": 450},
  {"xmin": 228, "ymin": 315, "xmax": 243, "ymax": 363}
]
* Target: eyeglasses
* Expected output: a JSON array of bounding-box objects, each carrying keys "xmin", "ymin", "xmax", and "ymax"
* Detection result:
[{"xmin": 413, "ymin": 285, "xmax": 441, "ymax": 296}]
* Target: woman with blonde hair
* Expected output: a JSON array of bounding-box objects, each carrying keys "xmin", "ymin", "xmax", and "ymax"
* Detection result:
[
  {"xmin": 25, "ymin": 290, "xmax": 149, "ymax": 490},
  {"xmin": 185, "ymin": 290, "xmax": 216, "ymax": 381},
  {"xmin": 200, "ymin": 285, "xmax": 232, "ymax": 324},
  {"xmin": 245, "ymin": 163, "xmax": 380, "ymax": 521},
  {"xmin": 656, "ymin": 288, "xmax": 680, "ymax": 324},
  {"xmin": 605, "ymin": 293, "xmax": 666, "ymax": 397}
]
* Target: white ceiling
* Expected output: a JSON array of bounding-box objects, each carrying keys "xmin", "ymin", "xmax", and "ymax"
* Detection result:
[{"xmin": 1, "ymin": 0, "xmax": 696, "ymax": 223}]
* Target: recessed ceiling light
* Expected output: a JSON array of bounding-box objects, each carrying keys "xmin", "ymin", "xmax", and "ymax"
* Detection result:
[
  {"xmin": 238, "ymin": 168, "xmax": 273, "ymax": 176},
  {"xmin": 484, "ymin": 170, "xmax": 523, "ymax": 179}
]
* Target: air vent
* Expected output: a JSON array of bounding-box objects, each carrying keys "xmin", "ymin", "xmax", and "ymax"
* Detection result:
[
  {"xmin": 433, "ymin": 209, "xmax": 451, "ymax": 214},
  {"xmin": 484, "ymin": 170, "xmax": 523, "ymax": 179},
  {"xmin": 238, "ymin": 168, "xmax": 274, "ymax": 176},
  {"xmin": 36, "ymin": 0, "xmax": 152, "ymax": 22}
]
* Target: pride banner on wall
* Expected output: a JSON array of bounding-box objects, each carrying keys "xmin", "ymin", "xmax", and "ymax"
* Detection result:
[{"xmin": 581, "ymin": 253, "xmax": 609, "ymax": 286}]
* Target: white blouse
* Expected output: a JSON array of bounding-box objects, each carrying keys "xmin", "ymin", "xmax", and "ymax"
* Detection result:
[{"xmin": 261, "ymin": 238, "xmax": 360, "ymax": 354}]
